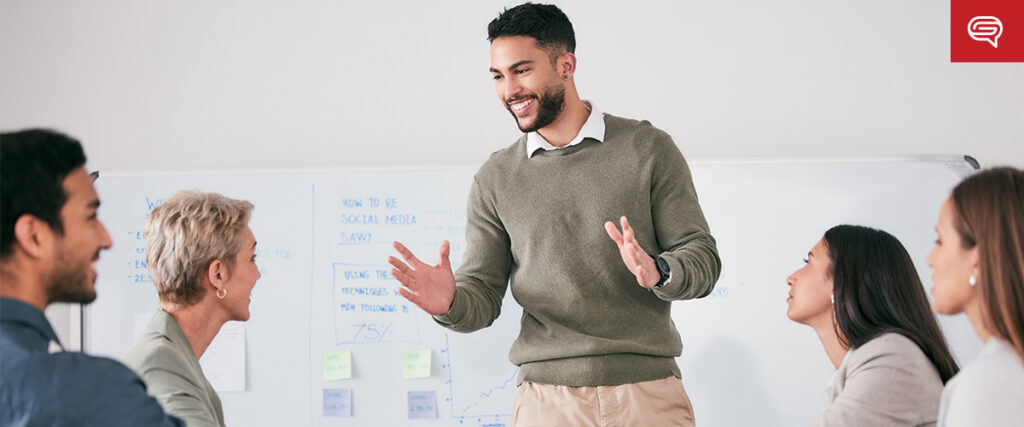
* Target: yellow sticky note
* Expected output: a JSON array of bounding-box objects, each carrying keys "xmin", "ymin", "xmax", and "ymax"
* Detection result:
[
  {"xmin": 323, "ymin": 351, "xmax": 352, "ymax": 381},
  {"xmin": 403, "ymin": 349, "xmax": 431, "ymax": 379}
]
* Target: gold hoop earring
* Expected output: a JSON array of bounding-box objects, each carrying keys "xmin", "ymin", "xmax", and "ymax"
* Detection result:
[
  {"xmin": 969, "ymin": 275, "xmax": 977, "ymax": 287},
  {"xmin": 217, "ymin": 288, "xmax": 227, "ymax": 299}
]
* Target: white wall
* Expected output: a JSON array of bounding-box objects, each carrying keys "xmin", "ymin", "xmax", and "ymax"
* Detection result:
[{"xmin": 2, "ymin": 0, "xmax": 1022, "ymax": 172}]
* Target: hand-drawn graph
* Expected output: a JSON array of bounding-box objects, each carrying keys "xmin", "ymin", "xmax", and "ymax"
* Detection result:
[{"xmin": 441, "ymin": 333, "xmax": 518, "ymax": 426}]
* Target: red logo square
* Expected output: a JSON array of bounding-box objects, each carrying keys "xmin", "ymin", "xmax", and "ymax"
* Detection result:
[{"xmin": 951, "ymin": 0, "xmax": 1024, "ymax": 62}]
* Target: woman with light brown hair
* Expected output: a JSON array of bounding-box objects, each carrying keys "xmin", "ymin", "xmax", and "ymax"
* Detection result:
[
  {"xmin": 926, "ymin": 167, "xmax": 1024, "ymax": 426},
  {"xmin": 123, "ymin": 190, "xmax": 260, "ymax": 427}
]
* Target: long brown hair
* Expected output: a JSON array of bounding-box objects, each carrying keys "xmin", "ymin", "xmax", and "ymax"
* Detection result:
[{"xmin": 951, "ymin": 167, "xmax": 1024, "ymax": 362}]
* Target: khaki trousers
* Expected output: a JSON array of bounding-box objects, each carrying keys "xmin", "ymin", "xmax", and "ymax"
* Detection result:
[{"xmin": 511, "ymin": 376, "xmax": 696, "ymax": 427}]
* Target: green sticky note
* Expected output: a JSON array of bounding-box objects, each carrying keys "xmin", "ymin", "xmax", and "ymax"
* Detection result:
[
  {"xmin": 323, "ymin": 351, "xmax": 352, "ymax": 381},
  {"xmin": 403, "ymin": 349, "xmax": 431, "ymax": 379}
]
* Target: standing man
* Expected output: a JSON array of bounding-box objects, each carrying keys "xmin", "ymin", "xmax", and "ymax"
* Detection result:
[
  {"xmin": 0, "ymin": 129, "xmax": 184, "ymax": 426},
  {"xmin": 388, "ymin": 3, "xmax": 720, "ymax": 425}
]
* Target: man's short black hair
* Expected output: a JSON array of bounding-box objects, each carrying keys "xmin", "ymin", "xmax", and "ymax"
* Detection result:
[
  {"xmin": 488, "ymin": 3, "xmax": 576, "ymax": 59},
  {"xmin": 0, "ymin": 129, "xmax": 87, "ymax": 258}
]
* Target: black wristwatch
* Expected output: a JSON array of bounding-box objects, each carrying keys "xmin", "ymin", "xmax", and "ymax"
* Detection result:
[{"xmin": 653, "ymin": 255, "xmax": 671, "ymax": 288}]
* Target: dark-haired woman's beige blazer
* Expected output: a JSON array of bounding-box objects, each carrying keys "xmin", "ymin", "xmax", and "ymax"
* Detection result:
[{"xmin": 812, "ymin": 333, "xmax": 944, "ymax": 427}]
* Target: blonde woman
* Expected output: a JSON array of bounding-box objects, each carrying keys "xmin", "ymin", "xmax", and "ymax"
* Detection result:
[
  {"xmin": 123, "ymin": 190, "xmax": 260, "ymax": 427},
  {"xmin": 927, "ymin": 167, "xmax": 1024, "ymax": 426}
]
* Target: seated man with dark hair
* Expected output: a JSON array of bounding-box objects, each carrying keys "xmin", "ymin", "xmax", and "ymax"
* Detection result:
[{"xmin": 0, "ymin": 129, "xmax": 184, "ymax": 427}]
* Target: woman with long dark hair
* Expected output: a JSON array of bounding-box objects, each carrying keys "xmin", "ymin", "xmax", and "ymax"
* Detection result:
[
  {"xmin": 928, "ymin": 167, "xmax": 1024, "ymax": 426},
  {"xmin": 787, "ymin": 225, "xmax": 959, "ymax": 426}
]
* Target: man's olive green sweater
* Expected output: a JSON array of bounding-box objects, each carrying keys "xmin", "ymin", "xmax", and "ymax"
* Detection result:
[{"xmin": 435, "ymin": 113, "xmax": 721, "ymax": 387}]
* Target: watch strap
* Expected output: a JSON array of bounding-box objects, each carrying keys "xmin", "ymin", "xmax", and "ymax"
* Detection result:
[{"xmin": 653, "ymin": 255, "xmax": 671, "ymax": 288}]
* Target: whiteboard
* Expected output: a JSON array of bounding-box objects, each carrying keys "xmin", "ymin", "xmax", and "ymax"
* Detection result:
[{"xmin": 85, "ymin": 159, "xmax": 980, "ymax": 426}]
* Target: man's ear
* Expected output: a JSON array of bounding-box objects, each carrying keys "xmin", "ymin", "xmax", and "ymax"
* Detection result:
[
  {"xmin": 13, "ymin": 214, "xmax": 56, "ymax": 259},
  {"xmin": 559, "ymin": 51, "xmax": 577, "ymax": 78}
]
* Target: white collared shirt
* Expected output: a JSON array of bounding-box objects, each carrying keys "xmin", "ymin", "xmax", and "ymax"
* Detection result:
[{"xmin": 525, "ymin": 100, "xmax": 605, "ymax": 158}]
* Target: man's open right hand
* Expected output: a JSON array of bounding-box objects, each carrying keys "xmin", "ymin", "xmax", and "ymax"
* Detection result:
[{"xmin": 388, "ymin": 240, "xmax": 456, "ymax": 316}]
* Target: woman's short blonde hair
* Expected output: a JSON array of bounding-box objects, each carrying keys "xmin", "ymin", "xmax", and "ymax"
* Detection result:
[{"xmin": 145, "ymin": 190, "xmax": 254, "ymax": 306}]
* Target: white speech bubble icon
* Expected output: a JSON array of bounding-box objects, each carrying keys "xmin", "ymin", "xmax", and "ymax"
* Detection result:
[{"xmin": 968, "ymin": 16, "xmax": 1003, "ymax": 48}]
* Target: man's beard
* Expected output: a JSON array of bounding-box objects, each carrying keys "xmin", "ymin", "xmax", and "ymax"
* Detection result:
[
  {"xmin": 46, "ymin": 245, "xmax": 97, "ymax": 304},
  {"xmin": 508, "ymin": 83, "xmax": 566, "ymax": 133}
]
